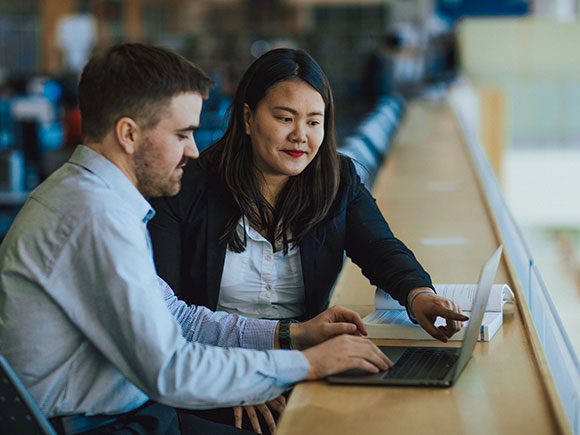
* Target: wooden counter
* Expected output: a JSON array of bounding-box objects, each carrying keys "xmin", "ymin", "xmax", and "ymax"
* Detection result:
[{"xmin": 276, "ymin": 102, "xmax": 569, "ymax": 434}]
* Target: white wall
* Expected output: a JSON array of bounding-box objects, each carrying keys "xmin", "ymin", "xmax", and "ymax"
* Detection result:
[{"xmin": 502, "ymin": 149, "xmax": 580, "ymax": 227}]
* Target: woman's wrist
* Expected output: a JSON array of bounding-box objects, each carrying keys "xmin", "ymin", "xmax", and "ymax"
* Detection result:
[{"xmin": 407, "ymin": 287, "xmax": 436, "ymax": 321}]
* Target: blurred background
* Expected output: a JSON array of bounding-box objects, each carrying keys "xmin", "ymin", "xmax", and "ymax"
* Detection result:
[{"xmin": 0, "ymin": 0, "xmax": 579, "ymax": 366}]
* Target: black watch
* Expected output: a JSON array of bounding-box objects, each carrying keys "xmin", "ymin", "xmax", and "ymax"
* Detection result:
[{"xmin": 278, "ymin": 319, "xmax": 296, "ymax": 349}]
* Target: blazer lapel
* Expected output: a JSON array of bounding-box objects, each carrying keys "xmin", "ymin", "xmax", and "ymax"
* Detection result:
[
  {"xmin": 300, "ymin": 232, "xmax": 318, "ymax": 319},
  {"xmin": 205, "ymin": 180, "xmax": 235, "ymax": 310}
]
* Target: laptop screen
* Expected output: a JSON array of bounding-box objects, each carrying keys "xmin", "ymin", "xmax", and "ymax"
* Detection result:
[{"xmin": 452, "ymin": 246, "xmax": 503, "ymax": 379}]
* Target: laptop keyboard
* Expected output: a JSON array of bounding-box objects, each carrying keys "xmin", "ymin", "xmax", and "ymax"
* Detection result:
[{"xmin": 383, "ymin": 348, "xmax": 459, "ymax": 380}]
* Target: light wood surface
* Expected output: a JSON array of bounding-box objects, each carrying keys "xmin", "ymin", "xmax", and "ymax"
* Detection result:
[{"xmin": 276, "ymin": 102, "xmax": 569, "ymax": 434}]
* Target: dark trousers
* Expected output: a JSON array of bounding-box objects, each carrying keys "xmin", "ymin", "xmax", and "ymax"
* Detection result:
[
  {"xmin": 179, "ymin": 407, "xmax": 278, "ymax": 435},
  {"xmin": 178, "ymin": 410, "xmax": 254, "ymax": 435},
  {"xmin": 51, "ymin": 401, "xmax": 253, "ymax": 435},
  {"xmin": 177, "ymin": 389, "xmax": 290, "ymax": 435}
]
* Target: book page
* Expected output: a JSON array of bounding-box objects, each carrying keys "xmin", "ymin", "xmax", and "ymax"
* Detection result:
[
  {"xmin": 364, "ymin": 308, "xmax": 417, "ymax": 327},
  {"xmin": 364, "ymin": 308, "xmax": 480, "ymax": 329},
  {"xmin": 374, "ymin": 284, "xmax": 513, "ymax": 312},
  {"xmin": 363, "ymin": 310, "xmax": 503, "ymax": 341}
]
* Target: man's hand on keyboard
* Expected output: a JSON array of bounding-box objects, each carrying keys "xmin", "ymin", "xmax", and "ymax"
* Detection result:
[{"xmin": 302, "ymin": 334, "xmax": 393, "ymax": 379}]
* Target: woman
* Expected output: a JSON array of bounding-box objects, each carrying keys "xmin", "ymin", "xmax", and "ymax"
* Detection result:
[{"xmin": 149, "ymin": 48, "xmax": 465, "ymax": 431}]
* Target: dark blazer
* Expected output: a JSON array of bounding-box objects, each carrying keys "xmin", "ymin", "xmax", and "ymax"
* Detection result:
[{"xmin": 148, "ymin": 155, "xmax": 433, "ymax": 319}]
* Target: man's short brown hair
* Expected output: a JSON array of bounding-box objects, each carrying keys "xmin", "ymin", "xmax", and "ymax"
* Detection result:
[{"xmin": 78, "ymin": 43, "xmax": 214, "ymax": 143}]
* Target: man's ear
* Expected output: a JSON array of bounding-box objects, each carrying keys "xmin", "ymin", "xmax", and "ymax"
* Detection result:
[
  {"xmin": 114, "ymin": 117, "xmax": 141, "ymax": 155},
  {"xmin": 243, "ymin": 103, "xmax": 252, "ymax": 136}
]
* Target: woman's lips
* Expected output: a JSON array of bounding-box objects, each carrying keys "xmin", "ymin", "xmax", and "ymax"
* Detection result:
[{"xmin": 284, "ymin": 150, "xmax": 305, "ymax": 158}]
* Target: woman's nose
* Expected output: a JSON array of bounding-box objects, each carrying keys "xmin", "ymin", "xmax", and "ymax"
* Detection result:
[{"xmin": 289, "ymin": 123, "xmax": 307, "ymax": 143}]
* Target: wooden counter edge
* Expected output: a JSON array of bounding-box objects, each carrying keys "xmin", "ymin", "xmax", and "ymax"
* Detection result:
[{"xmin": 451, "ymin": 104, "xmax": 573, "ymax": 435}]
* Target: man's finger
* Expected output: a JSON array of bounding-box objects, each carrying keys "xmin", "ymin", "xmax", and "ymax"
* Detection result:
[
  {"xmin": 351, "ymin": 358, "xmax": 382, "ymax": 374},
  {"xmin": 324, "ymin": 322, "xmax": 358, "ymax": 337},
  {"xmin": 368, "ymin": 343, "xmax": 393, "ymax": 370},
  {"xmin": 331, "ymin": 307, "xmax": 368, "ymax": 335},
  {"xmin": 348, "ymin": 337, "xmax": 392, "ymax": 370}
]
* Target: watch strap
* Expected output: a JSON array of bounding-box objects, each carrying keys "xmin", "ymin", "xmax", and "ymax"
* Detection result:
[{"xmin": 278, "ymin": 319, "xmax": 296, "ymax": 349}]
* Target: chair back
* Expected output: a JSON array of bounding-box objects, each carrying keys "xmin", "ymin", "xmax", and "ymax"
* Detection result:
[{"xmin": 0, "ymin": 354, "xmax": 57, "ymax": 435}]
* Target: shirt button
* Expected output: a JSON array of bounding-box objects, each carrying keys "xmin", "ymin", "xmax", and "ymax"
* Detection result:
[{"xmin": 265, "ymin": 255, "xmax": 272, "ymax": 261}]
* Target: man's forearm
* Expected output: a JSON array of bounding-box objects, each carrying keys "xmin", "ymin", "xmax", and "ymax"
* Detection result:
[{"xmin": 159, "ymin": 276, "xmax": 277, "ymax": 349}]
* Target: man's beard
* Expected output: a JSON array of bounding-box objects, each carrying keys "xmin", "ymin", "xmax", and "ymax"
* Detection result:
[{"xmin": 133, "ymin": 137, "xmax": 186, "ymax": 198}]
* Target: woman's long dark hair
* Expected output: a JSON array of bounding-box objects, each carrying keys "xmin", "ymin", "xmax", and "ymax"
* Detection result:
[{"xmin": 200, "ymin": 48, "xmax": 340, "ymax": 253}]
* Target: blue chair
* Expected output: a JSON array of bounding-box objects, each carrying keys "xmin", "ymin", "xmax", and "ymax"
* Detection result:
[
  {"xmin": 358, "ymin": 121, "xmax": 389, "ymax": 156},
  {"xmin": 340, "ymin": 136, "xmax": 379, "ymax": 187},
  {"xmin": 339, "ymin": 94, "xmax": 406, "ymax": 188},
  {"xmin": 0, "ymin": 354, "xmax": 56, "ymax": 434}
]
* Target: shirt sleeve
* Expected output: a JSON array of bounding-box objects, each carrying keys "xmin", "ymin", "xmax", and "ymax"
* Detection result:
[
  {"xmin": 159, "ymin": 276, "xmax": 277, "ymax": 350},
  {"xmin": 46, "ymin": 209, "xmax": 309, "ymax": 409}
]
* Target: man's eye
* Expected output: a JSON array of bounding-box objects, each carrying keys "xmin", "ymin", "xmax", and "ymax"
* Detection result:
[{"xmin": 177, "ymin": 134, "xmax": 188, "ymax": 140}]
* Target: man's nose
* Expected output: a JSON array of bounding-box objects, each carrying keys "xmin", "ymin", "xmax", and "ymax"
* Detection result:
[{"xmin": 185, "ymin": 138, "xmax": 199, "ymax": 159}]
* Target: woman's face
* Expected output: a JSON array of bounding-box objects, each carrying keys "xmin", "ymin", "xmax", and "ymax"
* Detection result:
[{"xmin": 244, "ymin": 78, "xmax": 325, "ymax": 185}]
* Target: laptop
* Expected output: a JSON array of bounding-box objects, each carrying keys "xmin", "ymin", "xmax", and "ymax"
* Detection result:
[{"xmin": 328, "ymin": 245, "xmax": 503, "ymax": 387}]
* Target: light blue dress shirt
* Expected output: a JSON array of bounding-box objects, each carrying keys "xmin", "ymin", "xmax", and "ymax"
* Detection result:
[{"xmin": 0, "ymin": 145, "xmax": 309, "ymax": 418}]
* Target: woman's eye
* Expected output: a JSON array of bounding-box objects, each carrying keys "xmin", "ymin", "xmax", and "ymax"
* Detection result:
[
  {"xmin": 277, "ymin": 117, "xmax": 292, "ymax": 122},
  {"xmin": 177, "ymin": 134, "xmax": 188, "ymax": 140}
]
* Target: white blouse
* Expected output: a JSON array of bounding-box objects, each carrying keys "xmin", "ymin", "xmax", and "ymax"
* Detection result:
[{"xmin": 217, "ymin": 218, "xmax": 305, "ymax": 319}]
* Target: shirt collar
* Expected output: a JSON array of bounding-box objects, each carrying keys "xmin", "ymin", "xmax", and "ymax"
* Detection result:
[
  {"xmin": 237, "ymin": 217, "xmax": 295, "ymax": 252},
  {"xmin": 69, "ymin": 145, "xmax": 155, "ymax": 223},
  {"xmin": 238, "ymin": 217, "xmax": 264, "ymax": 242}
]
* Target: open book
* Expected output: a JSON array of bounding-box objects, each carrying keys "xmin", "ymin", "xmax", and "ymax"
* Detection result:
[{"xmin": 363, "ymin": 284, "xmax": 514, "ymax": 341}]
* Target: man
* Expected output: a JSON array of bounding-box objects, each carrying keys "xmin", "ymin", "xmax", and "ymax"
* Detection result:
[{"xmin": 0, "ymin": 43, "xmax": 390, "ymax": 434}]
